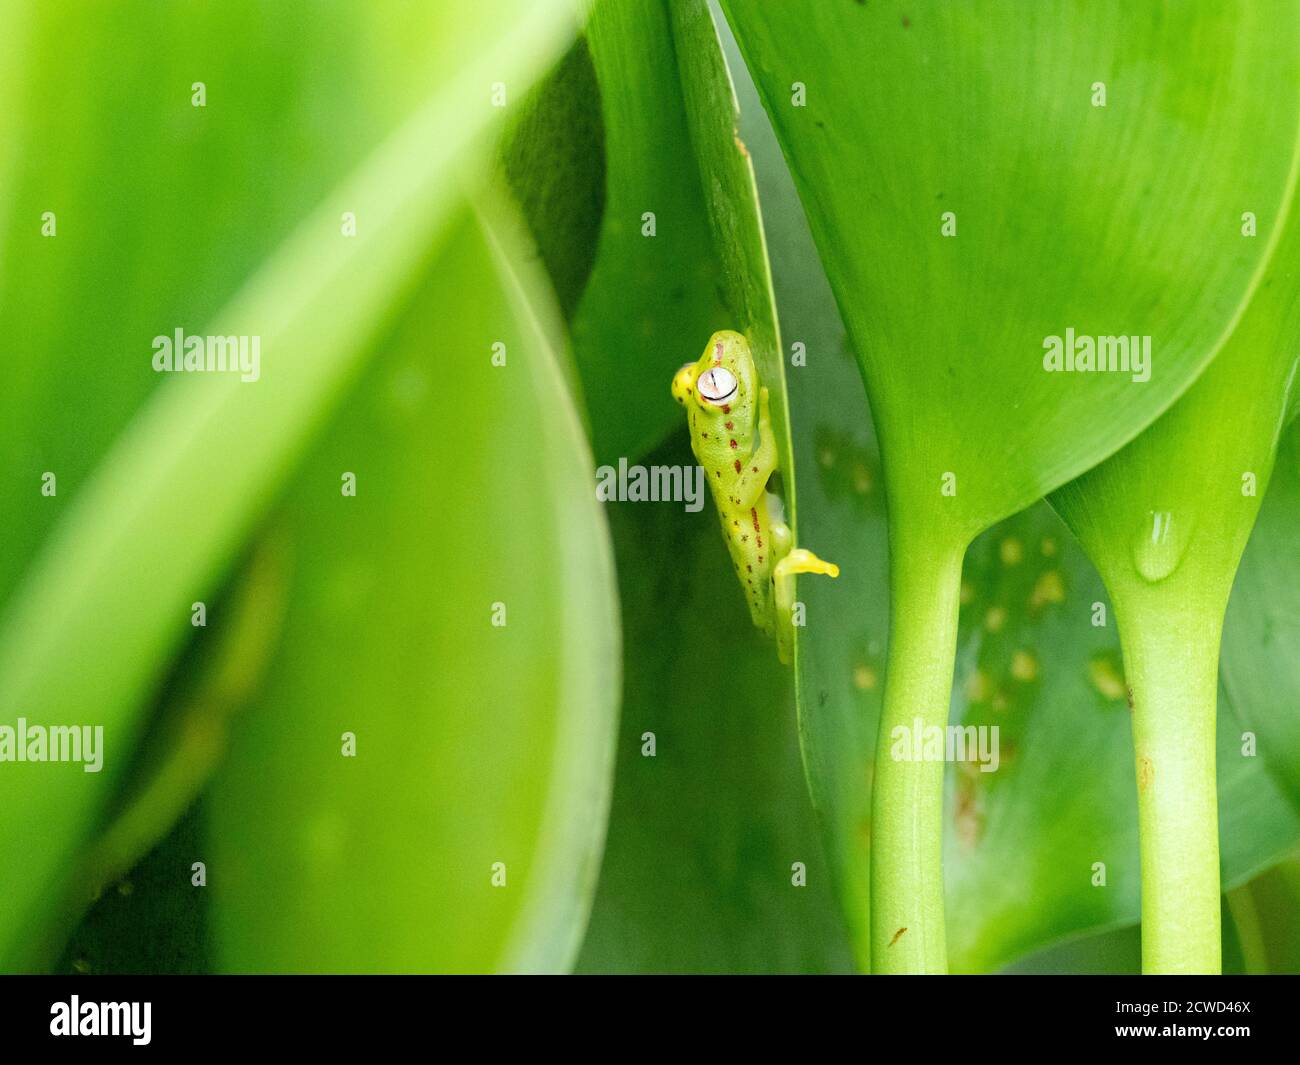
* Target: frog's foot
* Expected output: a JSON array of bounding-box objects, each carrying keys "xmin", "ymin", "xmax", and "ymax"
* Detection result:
[
  {"xmin": 773, "ymin": 548, "xmax": 840, "ymax": 665},
  {"xmin": 774, "ymin": 548, "xmax": 840, "ymax": 582}
]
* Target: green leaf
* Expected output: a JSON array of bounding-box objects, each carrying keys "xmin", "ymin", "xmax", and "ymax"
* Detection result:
[
  {"xmin": 724, "ymin": 5, "xmax": 1300, "ymax": 971},
  {"xmin": 565, "ymin": 1, "xmax": 850, "ymax": 972},
  {"xmin": 722, "ymin": 0, "xmax": 1300, "ymax": 970},
  {"xmin": 575, "ymin": 440, "xmax": 853, "ymax": 974},
  {"xmin": 1047, "ymin": 181, "xmax": 1300, "ymax": 970},
  {"xmin": 500, "ymin": 33, "xmax": 607, "ymax": 323},
  {"xmin": 574, "ymin": 0, "xmax": 828, "ymax": 659},
  {"xmin": 723, "ymin": 0, "xmax": 1300, "ymax": 531},
  {"xmin": 0, "ymin": 0, "xmax": 582, "ymax": 968},
  {"xmin": 668, "ymin": 0, "xmax": 792, "ymax": 499},
  {"xmin": 1227, "ymin": 854, "xmax": 1300, "ymax": 974},
  {"xmin": 1223, "ymin": 424, "xmax": 1300, "ymax": 808},
  {"xmin": 0, "ymin": 0, "xmax": 485, "ymax": 605},
  {"xmin": 716, "ymin": 14, "xmax": 881, "ymax": 967},
  {"xmin": 943, "ymin": 502, "xmax": 1300, "ymax": 973},
  {"xmin": 571, "ymin": 0, "xmax": 731, "ymax": 464},
  {"xmin": 23, "ymin": 538, "xmax": 291, "ymax": 970},
  {"xmin": 56, "ymin": 804, "xmax": 212, "ymax": 976},
  {"xmin": 206, "ymin": 201, "xmax": 619, "ymax": 973}
]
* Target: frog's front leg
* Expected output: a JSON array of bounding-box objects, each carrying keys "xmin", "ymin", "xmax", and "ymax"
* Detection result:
[
  {"xmin": 772, "ymin": 527, "xmax": 840, "ymax": 665},
  {"xmin": 731, "ymin": 386, "xmax": 778, "ymax": 509}
]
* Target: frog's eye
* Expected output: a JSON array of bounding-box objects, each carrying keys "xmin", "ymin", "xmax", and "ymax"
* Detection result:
[{"xmin": 697, "ymin": 366, "xmax": 738, "ymax": 404}]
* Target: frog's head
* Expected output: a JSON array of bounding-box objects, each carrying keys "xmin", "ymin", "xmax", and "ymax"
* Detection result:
[{"xmin": 671, "ymin": 330, "xmax": 757, "ymax": 423}]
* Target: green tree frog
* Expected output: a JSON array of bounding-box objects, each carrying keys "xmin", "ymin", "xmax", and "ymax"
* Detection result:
[{"xmin": 672, "ymin": 329, "xmax": 839, "ymax": 663}]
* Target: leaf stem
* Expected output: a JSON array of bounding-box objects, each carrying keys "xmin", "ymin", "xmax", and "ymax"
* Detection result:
[
  {"xmin": 870, "ymin": 521, "xmax": 965, "ymax": 973},
  {"xmin": 1119, "ymin": 599, "xmax": 1222, "ymax": 974}
]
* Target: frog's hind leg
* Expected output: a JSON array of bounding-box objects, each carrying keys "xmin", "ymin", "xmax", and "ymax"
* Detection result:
[
  {"xmin": 733, "ymin": 387, "xmax": 779, "ymax": 509},
  {"xmin": 772, "ymin": 546, "xmax": 840, "ymax": 665}
]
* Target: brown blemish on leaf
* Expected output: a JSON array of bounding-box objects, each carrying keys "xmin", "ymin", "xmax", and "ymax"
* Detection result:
[
  {"xmin": 1126, "ymin": 685, "xmax": 1135, "ymax": 711},
  {"xmin": 955, "ymin": 783, "xmax": 981, "ymax": 849},
  {"xmin": 889, "ymin": 927, "xmax": 907, "ymax": 947},
  {"xmin": 1087, "ymin": 654, "xmax": 1126, "ymax": 702},
  {"xmin": 1138, "ymin": 756, "xmax": 1154, "ymax": 793}
]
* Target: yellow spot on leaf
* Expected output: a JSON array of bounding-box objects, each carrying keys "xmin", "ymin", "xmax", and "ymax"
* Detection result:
[
  {"xmin": 1030, "ymin": 570, "xmax": 1066, "ymax": 608},
  {"xmin": 1010, "ymin": 650, "xmax": 1038, "ymax": 682},
  {"xmin": 1089, "ymin": 655, "xmax": 1127, "ymax": 701},
  {"xmin": 853, "ymin": 463, "xmax": 872, "ymax": 494}
]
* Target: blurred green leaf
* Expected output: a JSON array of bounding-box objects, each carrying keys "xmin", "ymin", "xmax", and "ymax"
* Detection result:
[
  {"xmin": 0, "ymin": 0, "xmax": 580, "ymax": 601},
  {"xmin": 0, "ymin": 0, "xmax": 582, "ymax": 968},
  {"xmin": 501, "ymin": 34, "xmax": 606, "ymax": 323},
  {"xmin": 208, "ymin": 200, "xmax": 619, "ymax": 973},
  {"xmin": 1004, "ymin": 923, "xmax": 1142, "ymax": 976},
  {"xmin": 1227, "ymin": 852, "xmax": 1300, "ymax": 974},
  {"xmin": 56, "ymin": 803, "xmax": 211, "ymax": 976},
  {"xmin": 24, "ymin": 537, "xmax": 290, "ymax": 970}
]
